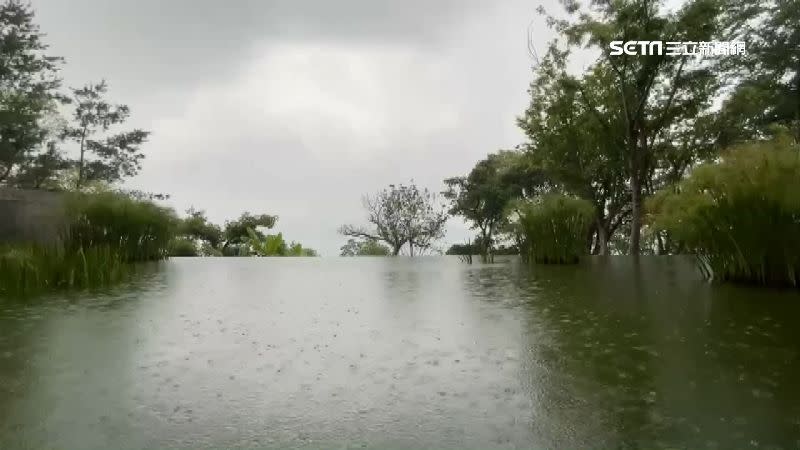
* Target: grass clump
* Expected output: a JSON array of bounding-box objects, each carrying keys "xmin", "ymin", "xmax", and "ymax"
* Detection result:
[
  {"xmin": 648, "ymin": 136, "xmax": 800, "ymax": 287},
  {"xmin": 511, "ymin": 194, "xmax": 594, "ymax": 264},
  {"xmin": 1, "ymin": 191, "xmax": 177, "ymax": 296}
]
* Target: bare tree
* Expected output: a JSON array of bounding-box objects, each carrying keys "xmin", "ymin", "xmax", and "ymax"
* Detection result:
[{"xmin": 339, "ymin": 182, "xmax": 447, "ymax": 256}]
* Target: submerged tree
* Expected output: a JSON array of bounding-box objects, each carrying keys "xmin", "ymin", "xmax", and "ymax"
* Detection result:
[
  {"xmin": 536, "ymin": 0, "xmax": 723, "ymax": 254},
  {"xmin": 444, "ymin": 151, "xmax": 543, "ymax": 260},
  {"xmin": 62, "ymin": 80, "xmax": 150, "ymax": 189},
  {"xmin": 339, "ymin": 238, "xmax": 391, "ymax": 256},
  {"xmin": 222, "ymin": 212, "xmax": 278, "ymax": 250},
  {"xmin": 340, "ymin": 182, "xmax": 448, "ymax": 256}
]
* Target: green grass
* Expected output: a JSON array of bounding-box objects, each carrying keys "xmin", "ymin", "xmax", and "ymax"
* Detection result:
[
  {"xmin": 513, "ymin": 194, "xmax": 594, "ymax": 264},
  {"xmin": 1, "ymin": 191, "xmax": 177, "ymax": 296},
  {"xmin": 648, "ymin": 136, "xmax": 800, "ymax": 287},
  {"xmin": 0, "ymin": 244, "xmax": 128, "ymax": 296}
]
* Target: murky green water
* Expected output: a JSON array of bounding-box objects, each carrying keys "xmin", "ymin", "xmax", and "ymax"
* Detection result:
[{"xmin": 1, "ymin": 256, "xmax": 799, "ymax": 449}]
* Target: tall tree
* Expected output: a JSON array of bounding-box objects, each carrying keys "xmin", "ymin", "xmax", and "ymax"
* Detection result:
[
  {"xmin": 62, "ymin": 80, "xmax": 149, "ymax": 189},
  {"xmin": 444, "ymin": 151, "xmax": 542, "ymax": 259},
  {"xmin": 340, "ymin": 182, "xmax": 448, "ymax": 256},
  {"xmin": 0, "ymin": 0, "xmax": 63, "ymax": 183},
  {"xmin": 519, "ymin": 47, "xmax": 630, "ymax": 255},
  {"xmin": 716, "ymin": 0, "xmax": 800, "ymax": 144},
  {"xmin": 544, "ymin": 0, "xmax": 722, "ymax": 254},
  {"xmin": 177, "ymin": 207, "xmax": 223, "ymax": 249}
]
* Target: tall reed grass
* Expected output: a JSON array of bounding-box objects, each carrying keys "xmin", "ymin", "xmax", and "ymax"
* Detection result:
[
  {"xmin": 1, "ymin": 191, "xmax": 177, "ymax": 296},
  {"xmin": 64, "ymin": 192, "xmax": 177, "ymax": 262},
  {"xmin": 511, "ymin": 194, "xmax": 594, "ymax": 264},
  {"xmin": 648, "ymin": 137, "xmax": 800, "ymax": 287}
]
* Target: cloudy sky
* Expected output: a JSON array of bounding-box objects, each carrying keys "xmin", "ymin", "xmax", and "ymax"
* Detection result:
[{"xmin": 32, "ymin": 0, "xmax": 564, "ymax": 255}]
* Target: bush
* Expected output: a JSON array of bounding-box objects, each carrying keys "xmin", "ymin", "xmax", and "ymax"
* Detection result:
[
  {"xmin": 169, "ymin": 238, "xmax": 199, "ymax": 257},
  {"xmin": 648, "ymin": 137, "xmax": 800, "ymax": 287},
  {"xmin": 64, "ymin": 191, "xmax": 177, "ymax": 262},
  {"xmin": 512, "ymin": 194, "xmax": 594, "ymax": 264},
  {"xmin": 1, "ymin": 191, "xmax": 177, "ymax": 296},
  {"xmin": 0, "ymin": 244, "xmax": 128, "ymax": 296}
]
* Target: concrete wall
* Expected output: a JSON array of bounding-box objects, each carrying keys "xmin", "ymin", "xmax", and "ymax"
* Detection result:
[{"xmin": 0, "ymin": 188, "xmax": 67, "ymax": 245}]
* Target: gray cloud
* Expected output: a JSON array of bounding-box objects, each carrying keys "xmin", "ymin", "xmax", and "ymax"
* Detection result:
[{"xmin": 31, "ymin": 0, "xmax": 561, "ymax": 255}]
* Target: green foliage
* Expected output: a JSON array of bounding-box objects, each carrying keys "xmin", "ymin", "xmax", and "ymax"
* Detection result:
[
  {"xmin": 0, "ymin": 0, "xmax": 64, "ymax": 183},
  {"xmin": 168, "ymin": 238, "xmax": 198, "ymax": 257},
  {"xmin": 445, "ymin": 243, "xmax": 477, "ymax": 256},
  {"xmin": 223, "ymin": 212, "xmax": 278, "ymax": 248},
  {"xmin": 444, "ymin": 151, "xmax": 543, "ymax": 258},
  {"xmin": 511, "ymin": 194, "xmax": 594, "ymax": 264},
  {"xmin": 340, "ymin": 182, "xmax": 447, "ymax": 256},
  {"xmin": 340, "ymin": 238, "xmax": 391, "ymax": 256},
  {"xmin": 64, "ymin": 191, "xmax": 177, "ymax": 262},
  {"xmin": 0, "ymin": 244, "xmax": 129, "ymax": 296},
  {"xmin": 1, "ymin": 191, "xmax": 177, "ymax": 296},
  {"xmin": 246, "ymin": 229, "xmax": 316, "ymax": 257},
  {"xmin": 176, "ymin": 207, "xmax": 222, "ymax": 249},
  {"xmin": 648, "ymin": 137, "xmax": 800, "ymax": 286},
  {"xmin": 718, "ymin": 0, "xmax": 800, "ymax": 144},
  {"xmin": 62, "ymin": 80, "xmax": 150, "ymax": 188}
]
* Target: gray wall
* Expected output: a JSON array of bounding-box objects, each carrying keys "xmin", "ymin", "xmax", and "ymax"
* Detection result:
[{"xmin": 0, "ymin": 188, "xmax": 67, "ymax": 245}]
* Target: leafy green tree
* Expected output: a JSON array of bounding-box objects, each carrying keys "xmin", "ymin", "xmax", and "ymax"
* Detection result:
[
  {"xmin": 62, "ymin": 80, "xmax": 149, "ymax": 188},
  {"xmin": 222, "ymin": 212, "xmax": 278, "ymax": 250},
  {"xmin": 541, "ymin": 0, "xmax": 723, "ymax": 254},
  {"xmin": 0, "ymin": 0, "xmax": 64, "ymax": 183},
  {"xmin": 518, "ymin": 54, "xmax": 631, "ymax": 255},
  {"xmin": 178, "ymin": 208, "xmax": 223, "ymax": 249},
  {"xmin": 716, "ymin": 0, "xmax": 800, "ymax": 144},
  {"xmin": 444, "ymin": 151, "xmax": 542, "ymax": 259},
  {"xmin": 339, "ymin": 238, "xmax": 391, "ymax": 256},
  {"xmin": 11, "ymin": 141, "xmax": 70, "ymax": 188},
  {"xmin": 340, "ymin": 182, "xmax": 447, "ymax": 256}
]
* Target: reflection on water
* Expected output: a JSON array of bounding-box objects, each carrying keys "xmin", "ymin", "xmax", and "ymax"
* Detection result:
[{"xmin": 1, "ymin": 256, "xmax": 799, "ymax": 449}]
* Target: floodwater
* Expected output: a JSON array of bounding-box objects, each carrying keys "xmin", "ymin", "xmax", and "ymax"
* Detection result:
[{"xmin": 1, "ymin": 256, "xmax": 799, "ymax": 449}]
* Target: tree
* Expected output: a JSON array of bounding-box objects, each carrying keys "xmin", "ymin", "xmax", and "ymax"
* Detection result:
[
  {"xmin": 529, "ymin": 0, "xmax": 723, "ymax": 254},
  {"xmin": 444, "ymin": 151, "xmax": 542, "ymax": 260},
  {"xmin": 62, "ymin": 80, "xmax": 149, "ymax": 188},
  {"xmin": 519, "ymin": 48, "xmax": 630, "ymax": 255},
  {"xmin": 340, "ymin": 182, "xmax": 448, "ymax": 256},
  {"xmin": 339, "ymin": 238, "xmax": 391, "ymax": 256},
  {"xmin": 716, "ymin": 0, "xmax": 800, "ymax": 144},
  {"xmin": 222, "ymin": 212, "xmax": 278, "ymax": 250},
  {"xmin": 179, "ymin": 208, "xmax": 223, "ymax": 248},
  {"xmin": 0, "ymin": 0, "xmax": 64, "ymax": 183},
  {"xmin": 11, "ymin": 141, "xmax": 70, "ymax": 188}
]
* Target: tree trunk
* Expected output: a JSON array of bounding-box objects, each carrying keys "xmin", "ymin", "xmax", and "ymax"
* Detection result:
[
  {"xmin": 596, "ymin": 221, "xmax": 609, "ymax": 256},
  {"xmin": 392, "ymin": 244, "xmax": 402, "ymax": 256},
  {"xmin": 630, "ymin": 172, "xmax": 642, "ymax": 255},
  {"xmin": 629, "ymin": 132, "xmax": 646, "ymax": 256},
  {"xmin": 76, "ymin": 131, "xmax": 86, "ymax": 189}
]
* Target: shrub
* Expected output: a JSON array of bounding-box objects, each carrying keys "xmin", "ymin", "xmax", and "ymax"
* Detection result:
[
  {"xmin": 511, "ymin": 194, "xmax": 594, "ymax": 264},
  {"xmin": 64, "ymin": 191, "xmax": 177, "ymax": 262},
  {"xmin": 1, "ymin": 191, "xmax": 177, "ymax": 296},
  {"xmin": 169, "ymin": 238, "xmax": 199, "ymax": 257},
  {"xmin": 0, "ymin": 244, "xmax": 128, "ymax": 296},
  {"xmin": 648, "ymin": 137, "xmax": 800, "ymax": 286}
]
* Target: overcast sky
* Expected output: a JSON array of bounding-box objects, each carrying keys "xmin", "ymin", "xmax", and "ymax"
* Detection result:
[{"xmin": 32, "ymin": 0, "xmax": 565, "ymax": 256}]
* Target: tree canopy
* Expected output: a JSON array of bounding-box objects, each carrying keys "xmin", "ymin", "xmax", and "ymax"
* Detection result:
[{"xmin": 340, "ymin": 182, "xmax": 447, "ymax": 256}]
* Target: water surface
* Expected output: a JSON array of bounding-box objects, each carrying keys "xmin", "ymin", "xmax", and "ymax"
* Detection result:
[{"xmin": 1, "ymin": 256, "xmax": 799, "ymax": 449}]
